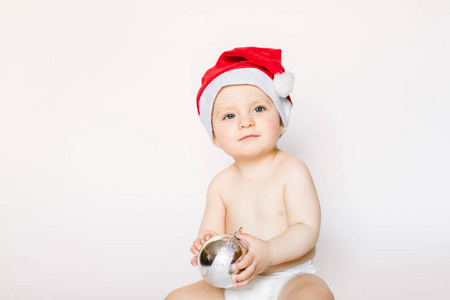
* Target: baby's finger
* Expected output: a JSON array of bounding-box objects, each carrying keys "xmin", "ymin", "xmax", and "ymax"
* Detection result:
[
  {"xmin": 191, "ymin": 256, "xmax": 198, "ymax": 267},
  {"xmin": 233, "ymin": 272, "xmax": 255, "ymax": 288},
  {"xmin": 233, "ymin": 253, "xmax": 253, "ymax": 271},
  {"xmin": 203, "ymin": 233, "xmax": 212, "ymax": 241},
  {"xmin": 194, "ymin": 239, "xmax": 204, "ymax": 250},
  {"xmin": 232, "ymin": 263, "xmax": 255, "ymax": 283},
  {"xmin": 190, "ymin": 244, "xmax": 200, "ymax": 255}
]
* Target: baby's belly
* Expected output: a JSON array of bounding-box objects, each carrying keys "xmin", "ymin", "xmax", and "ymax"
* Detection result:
[{"xmin": 225, "ymin": 203, "xmax": 316, "ymax": 273}]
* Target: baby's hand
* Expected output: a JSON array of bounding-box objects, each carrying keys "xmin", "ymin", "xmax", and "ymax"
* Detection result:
[
  {"xmin": 190, "ymin": 233, "xmax": 214, "ymax": 267},
  {"xmin": 231, "ymin": 232, "xmax": 271, "ymax": 288}
]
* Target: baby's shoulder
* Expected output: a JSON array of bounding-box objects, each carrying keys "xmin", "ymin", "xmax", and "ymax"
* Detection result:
[
  {"xmin": 275, "ymin": 150, "xmax": 311, "ymax": 179},
  {"xmin": 208, "ymin": 164, "xmax": 236, "ymax": 190},
  {"xmin": 276, "ymin": 149, "xmax": 308, "ymax": 168}
]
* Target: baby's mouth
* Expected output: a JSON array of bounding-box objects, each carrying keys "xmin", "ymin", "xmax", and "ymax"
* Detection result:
[{"xmin": 239, "ymin": 135, "xmax": 259, "ymax": 141}]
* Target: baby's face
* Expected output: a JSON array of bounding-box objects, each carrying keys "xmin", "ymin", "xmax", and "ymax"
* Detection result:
[{"xmin": 211, "ymin": 84, "xmax": 284, "ymax": 159}]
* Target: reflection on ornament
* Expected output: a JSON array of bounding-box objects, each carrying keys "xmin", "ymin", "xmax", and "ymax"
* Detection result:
[{"xmin": 198, "ymin": 228, "xmax": 248, "ymax": 288}]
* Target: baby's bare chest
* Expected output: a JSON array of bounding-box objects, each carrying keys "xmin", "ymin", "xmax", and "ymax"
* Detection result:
[{"xmin": 221, "ymin": 180, "xmax": 288, "ymax": 238}]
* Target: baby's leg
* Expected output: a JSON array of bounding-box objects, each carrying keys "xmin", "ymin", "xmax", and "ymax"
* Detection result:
[
  {"xmin": 278, "ymin": 274, "xmax": 334, "ymax": 300},
  {"xmin": 165, "ymin": 279, "xmax": 224, "ymax": 300}
]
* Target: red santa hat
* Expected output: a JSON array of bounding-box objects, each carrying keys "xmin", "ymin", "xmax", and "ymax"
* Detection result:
[{"xmin": 196, "ymin": 47, "xmax": 294, "ymax": 141}]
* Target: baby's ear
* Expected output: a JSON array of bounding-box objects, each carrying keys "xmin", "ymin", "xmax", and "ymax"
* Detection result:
[{"xmin": 279, "ymin": 118, "xmax": 285, "ymax": 137}]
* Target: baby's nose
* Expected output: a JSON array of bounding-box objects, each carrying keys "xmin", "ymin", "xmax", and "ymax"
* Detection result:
[{"xmin": 239, "ymin": 116, "xmax": 255, "ymax": 128}]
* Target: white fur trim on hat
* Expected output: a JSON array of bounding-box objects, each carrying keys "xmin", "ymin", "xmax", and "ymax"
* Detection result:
[{"xmin": 198, "ymin": 68, "xmax": 293, "ymax": 142}]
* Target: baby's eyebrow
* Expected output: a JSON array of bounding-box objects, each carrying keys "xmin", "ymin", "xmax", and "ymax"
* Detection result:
[{"xmin": 214, "ymin": 107, "xmax": 234, "ymax": 116}]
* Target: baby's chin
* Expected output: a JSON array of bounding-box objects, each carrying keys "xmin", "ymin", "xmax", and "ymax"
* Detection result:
[{"xmin": 226, "ymin": 147, "xmax": 279, "ymax": 162}]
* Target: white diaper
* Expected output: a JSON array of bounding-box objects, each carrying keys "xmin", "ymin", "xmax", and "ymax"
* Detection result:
[{"xmin": 224, "ymin": 260, "xmax": 317, "ymax": 300}]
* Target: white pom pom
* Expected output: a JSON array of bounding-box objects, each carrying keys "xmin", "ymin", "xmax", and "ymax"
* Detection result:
[{"xmin": 273, "ymin": 71, "xmax": 295, "ymax": 98}]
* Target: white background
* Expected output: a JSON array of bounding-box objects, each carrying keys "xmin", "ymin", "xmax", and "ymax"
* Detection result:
[{"xmin": 1, "ymin": 0, "xmax": 449, "ymax": 299}]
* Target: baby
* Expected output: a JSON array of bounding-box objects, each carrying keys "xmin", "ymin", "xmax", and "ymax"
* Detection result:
[{"xmin": 166, "ymin": 47, "xmax": 334, "ymax": 300}]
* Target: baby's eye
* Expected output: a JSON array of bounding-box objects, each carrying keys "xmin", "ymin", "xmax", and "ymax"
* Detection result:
[
  {"xmin": 254, "ymin": 106, "xmax": 265, "ymax": 113},
  {"xmin": 224, "ymin": 113, "xmax": 235, "ymax": 120}
]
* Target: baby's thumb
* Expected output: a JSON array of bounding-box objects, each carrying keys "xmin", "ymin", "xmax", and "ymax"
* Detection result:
[
  {"xmin": 235, "ymin": 232, "xmax": 254, "ymax": 244},
  {"xmin": 203, "ymin": 233, "xmax": 213, "ymax": 241}
]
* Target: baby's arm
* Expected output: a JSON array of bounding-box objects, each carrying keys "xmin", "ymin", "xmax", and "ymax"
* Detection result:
[
  {"xmin": 233, "ymin": 159, "xmax": 321, "ymax": 286},
  {"xmin": 267, "ymin": 159, "xmax": 321, "ymax": 264},
  {"xmin": 190, "ymin": 176, "xmax": 226, "ymax": 266}
]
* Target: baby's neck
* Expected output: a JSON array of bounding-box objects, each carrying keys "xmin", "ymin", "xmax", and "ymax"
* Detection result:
[{"xmin": 233, "ymin": 148, "xmax": 281, "ymax": 179}]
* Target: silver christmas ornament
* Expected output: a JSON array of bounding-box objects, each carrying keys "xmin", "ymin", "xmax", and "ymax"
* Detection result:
[{"xmin": 198, "ymin": 228, "xmax": 248, "ymax": 288}]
